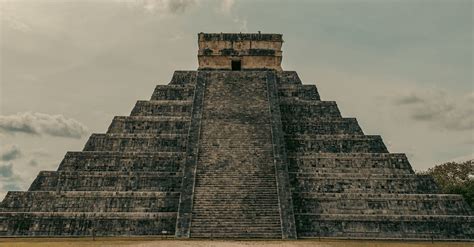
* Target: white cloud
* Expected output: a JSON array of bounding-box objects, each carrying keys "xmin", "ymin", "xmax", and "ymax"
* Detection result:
[
  {"xmin": 120, "ymin": 0, "xmax": 198, "ymax": 14},
  {"xmin": 0, "ymin": 112, "xmax": 88, "ymax": 139},
  {"xmin": 395, "ymin": 90, "xmax": 474, "ymax": 131},
  {"xmin": 233, "ymin": 17, "xmax": 248, "ymax": 32},
  {"xmin": 219, "ymin": 0, "xmax": 235, "ymax": 14}
]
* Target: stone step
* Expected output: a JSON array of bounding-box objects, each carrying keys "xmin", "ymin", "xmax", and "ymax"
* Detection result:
[
  {"xmin": 190, "ymin": 228, "xmax": 282, "ymax": 233},
  {"xmin": 291, "ymin": 175, "xmax": 439, "ymax": 194},
  {"xmin": 192, "ymin": 202, "xmax": 280, "ymax": 207},
  {"xmin": 282, "ymin": 118, "xmax": 363, "ymax": 135},
  {"xmin": 286, "ymin": 134, "xmax": 388, "ymax": 153},
  {"xmin": 168, "ymin": 70, "xmax": 197, "ymax": 85},
  {"xmin": 195, "ymin": 173, "xmax": 277, "ymax": 176},
  {"xmin": 28, "ymin": 171, "xmax": 182, "ymax": 192},
  {"xmin": 278, "ymin": 84, "xmax": 320, "ymax": 101},
  {"xmin": 192, "ymin": 213, "xmax": 281, "ymax": 218},
  {"xmin": 58, "ymin": 151, "xmax": 185, "ymax": 172},
  {"xmin": 0, "ymin": 212, "xmax": 176, "ymax": 236},
  {"xmin": 292, "ymin": 192, "xmax": 472, "ymax": 216},
  {"xmin": 276, "ymin": 71, "xmax": 302, "ymax": 84},
  {"xmin": 195, "ymin": 176, "xmax": 277, "ymax": 181},
  {"xmin": 131, "ymin": 100, "xmax": 192, "ymax": 117},
  {"xmin": 190, "ymin": 232, "xmax": 282, "ymax": 239},
  {"xmin": 0, "ymin": 191, "xmax": 180, "ymax": 213},
  {"xmin": 191, "ymin": 225, "xmax": 282, "ymax": 230},
  {"xmin": 279, "ymin": 100, "xmax": 341, "ymax": 119},
  {"xmin": 191, "ymin": 223, "xmax": 282, "ymax": 228},
  {"xmin": 83, "ymin": 133, "xmax": 187, "ymax": 152},
  {"xmin": 150, "ymin": 84, "xmax": 195, "ymax": 100},
  {"xmin": 107, "ymin": 116, "xmax": 190, "ymax": 134},
  {"xmin": 288, "ymin": 153, "xmax": 413, "ymax": 175},
  {"xmin": 192, "ymin": 195, "xmax": 279, "ymax": 200},
  {"xmin": 198, "ymin": 121, "xmax": 273, "ymax": 137},
  {"xmin": 192, "ymin": 210, "xmax": 280, "ymax": 215},
  {"xmin": 193, "ymin": 188, "xmax": 279, "ymax": 192},
  {"xmin": 291, "ymin": 173, "xmax": 421, "ymax": 179},
  {"xmin": 295, "ymin": 214, "xmax": 474, "ymax": 240}
]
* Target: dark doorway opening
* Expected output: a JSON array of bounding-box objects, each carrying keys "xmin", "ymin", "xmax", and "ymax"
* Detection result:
[{"xmin": 231, "ymin": 60, "xmax": 241, "ymax": 71}]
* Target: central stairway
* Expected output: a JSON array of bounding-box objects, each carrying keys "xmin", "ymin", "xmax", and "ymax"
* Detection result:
[{"xmin": 190, "ymin": 72, "xmax": 282, "ymax": 238}]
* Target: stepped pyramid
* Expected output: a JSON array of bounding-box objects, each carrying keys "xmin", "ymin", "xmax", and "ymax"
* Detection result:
[{"xmin": 1, "ymin": 33, "xmax": 472, "ymax": 240}]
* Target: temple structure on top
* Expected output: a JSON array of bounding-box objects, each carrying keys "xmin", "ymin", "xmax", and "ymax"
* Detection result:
[
  {"xmin": 198, "ymin": 32, "xmax": 283, "ymax": 71},
  {"xmin": 0, "ymin": 33, "xmax": 472, "ymax": 240}
]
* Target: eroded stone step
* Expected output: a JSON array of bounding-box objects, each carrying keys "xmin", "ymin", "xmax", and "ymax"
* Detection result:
[
  {"xmin": 295, "ymin": 214, "xmax": 474, "ymax": 240},
  {"xmin": 0, "ymin": 191, "xmax": 180, "ymax": 213},
  {"xmin": 0, "ymin": 212, "xmax": 176, "ymax": 236},
  {"xmin": 291, "ymin": 175, "xmax": 439, "ymax": 194},
  {"xmin": 58, "ymin": 151, "xmax": 185, "ymax": 172},
  {"xmin": 131, "ymin": 100, "xmax": 192, "ymax": 117},
  {"xmin": 168, "ymin": 70, "xmax": 197, "ymax": 85},
  {"xmin": 279, "ymin": 100, "xmax": 341, "ymax": 119},
  {"xmin": 292, "ymin": 192, "xmax": 471, "ymax": 216},
  {"xmin": 83, "ymin": 133, "xmax": 187, "ymax": 152},
  {"xmin": 150, "ymin": 84, "xmax": 195, "ymax": 100},
  {"xmin": 286, "ymin": 134, "xmax": 388, "ymax": 153},
  {"xmin": 288, "ymin": 153, "xmax": 413, "ymax": 174},
  {"xmin": 278, "ymin": 84, "xmax": 320, "ymax": 101},
  {"xmin": 107, "ymin": 116, "xmax": 190, "ymax": 134},
  {"xmin": 28, "ymin": 171, "xmax": 182, "ymax": 192},
  {"xmin": 282, "ymin": 118, "xmax": 363, "ymax": 135}
]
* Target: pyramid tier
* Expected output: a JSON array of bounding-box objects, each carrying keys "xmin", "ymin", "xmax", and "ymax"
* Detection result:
[
  {"xmin": 280, "ymin": 100, "xmax": 342, "ymax": 119},
  {"xmin": 58, "ymin": 151, "xmax": 184, "ymax": 172},
  {"xmin": 83, "ymin": 133, "xmax": 187, "ymax": 152},
  {"xmin": 0, "ymin": 191, "xmax": 179, "ymax": 213},
  {"xmin": 275, "ymin": 71, "xmax": 302, "ymax": 84},
  {"xmin": 292, "ymin": 193, "xmax": 471, "ymax": 215},
  {"xmin": 290, "ymin": 173, "xmax": 438, "ymax": 194},
  {"xmin": 168, "ymin": 70, "xmax": 197, "ymax": 85},
  {"xmin": 282, "ymin": 118, "xmax": 363, "ymax": 135},
  {"xmin": 296, "ymin": 214, "xmax": 473, "ymax": 240},
  {"xmin": 288, "ymin": 153, "xmax": 414, "ymax": 175},
  {"xmin": 107, "ymin": 116, "xmax": 190, "ymax": 135},
  {"xmin": 150, "ymin": 84, "xmax": 195, "ymax": 100},
  {"xmin": 278, "ymin": 84, "xmax": 320, "ymax": 101},
  {"xmin": 0, "ymin": 212, "xmax": 176, "ymax": 236},
  {"xmin": 286, "ymin": 134, "xmax": 388, "ymax": 153},
  {"xmin": 28, "ymin": 171, "xmax": 182, "ymax": 192},
  {"xmin": 131, "ymin": 100, "xmax": 192, "ymax": 117}
]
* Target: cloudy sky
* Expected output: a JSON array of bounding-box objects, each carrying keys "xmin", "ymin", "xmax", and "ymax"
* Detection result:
[{"xmin": 0, "ymin": 0, "xmax": 472, "ymax": 200}]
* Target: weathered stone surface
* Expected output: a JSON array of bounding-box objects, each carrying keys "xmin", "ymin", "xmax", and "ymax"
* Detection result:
[
  {"xmin": 1, "ymin": 191, "xmax": 179, "ymax": 213},
  {"xmin": 0, "ymin": 33, "xmax": 472, "ymax": 240},
  {"xmin": 131, "ymin": 100, "xmax": 192, "ymax": 117},
  {"xmin": 58, "ymin": 152, "xmax": 184, "ymax": 172},
  {"xmin": 188, "ymin": 71, "xmax": 283, "ymax": 239}
]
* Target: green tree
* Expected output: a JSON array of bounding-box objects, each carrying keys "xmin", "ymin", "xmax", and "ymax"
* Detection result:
[{"xmin": 418, "ymin": 160, "xmax": 473, "ymax": 208}]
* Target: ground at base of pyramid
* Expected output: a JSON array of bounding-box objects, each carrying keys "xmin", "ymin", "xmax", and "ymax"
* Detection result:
[{"xmin": 0, "ymin": 33, "xmax": 472, "ymax": 240}]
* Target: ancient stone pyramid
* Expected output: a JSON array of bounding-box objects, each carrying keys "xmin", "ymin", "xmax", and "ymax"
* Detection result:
[{"xmin": 1, "ymin": 33, "xmax": 472, "ymax": 240}]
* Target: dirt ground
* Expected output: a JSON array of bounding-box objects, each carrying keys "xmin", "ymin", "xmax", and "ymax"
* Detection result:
[{"xmin": 0, "ymin": 238, "xmax": 472, "ymax": 247}]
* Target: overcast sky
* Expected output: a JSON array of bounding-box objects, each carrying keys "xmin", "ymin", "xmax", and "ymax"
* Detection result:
[{"xmin": 0, "ymin": 0, "xmax": 473, "ymax": 200}]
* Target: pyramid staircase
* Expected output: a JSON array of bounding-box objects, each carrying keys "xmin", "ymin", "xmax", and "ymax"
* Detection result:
[{"xmin": 0, "ymin": 70, "xmax": 472, "ymax": 240}]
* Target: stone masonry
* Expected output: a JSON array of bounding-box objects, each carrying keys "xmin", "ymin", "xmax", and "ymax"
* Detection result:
[{"xmin": 0, "ymin": 33, "xmax": 472, "ymax": 240}]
